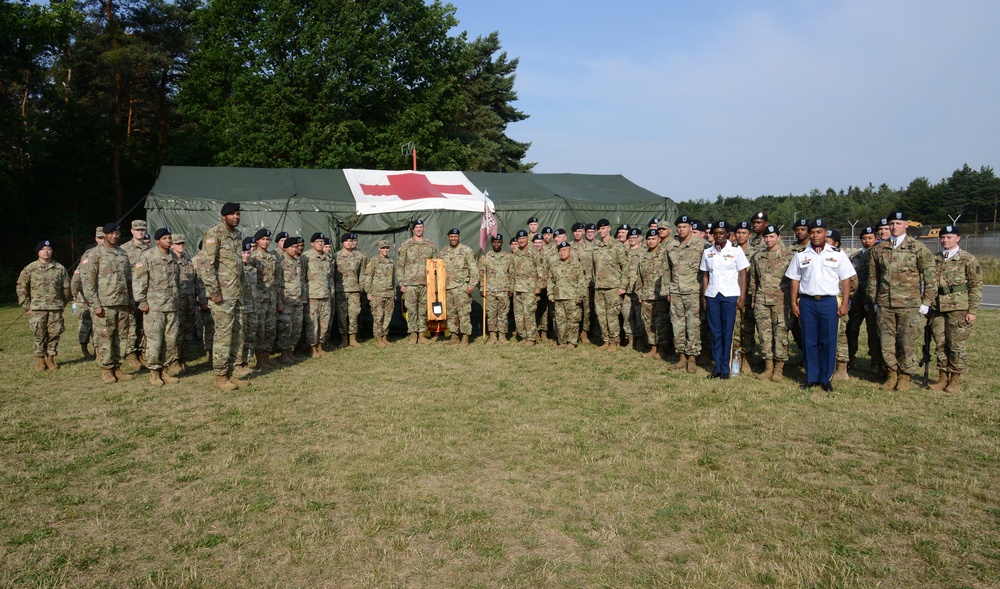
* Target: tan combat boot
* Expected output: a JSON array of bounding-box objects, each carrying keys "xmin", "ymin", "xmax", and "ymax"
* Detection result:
[
  {"xmin": 758, "ymin": 359, "xmax": 774, "ymax": 381},
  {"xmin": 740, "ymin": 354, "xmax": 751, "ymax": 375},
  {"xmin": 35, "ymin": 357, "xmax": 47, "ymax": 371},
  {"xmin": 459, "ymin": 334, "xmax": 469, "ymax": 346},
  {"xmin": 346, "ymin": 334, "xmax": 357, "ymax": 347},
  {"xmin": 880, "ymin": 369, "xmax": 898, "ymax": 391},
  {"xmin": 126, "ymin": 352, "xmax": 143, "ymax": 371},
  {"xmin": 670, "ymin": 353, "xmax": 687, "ymax": 371},
  {"xmin": 579, "ymin": 330, "xmax": 590, "ymax": 344},
  {"xmin": 444, "ymin": 334, "xmax": 458, "ymax": 346},
  {"xmin": 229, "ymin": 372, "xmax": 250, "ymax": 387},
  {"xmin": 832, "ymin": 361, "xmax": 850, "ymax": 382},
  {"xmin": 310, "ymin": 344, "xmax": 322, "ymax": 359},
  {"xmin": 928, "ymin": 370, "xmax": 949, "ymax": 391},
  {"xmin": 895, "ymin": 372, "xmax": 911, "ymax": 391},
  {"xmin": 161, "ymin": 369, "xmax": 180, "ymax": 384},
  {"xmin": 498, "ymin": 332, "xmax": 509, "ymax": 344},
  {"xmin": 149, "ymin": 369, "xmax": 164, "ymax": 387},
  {"xmin": 771, "ymin": 360, "xmax": 785, "ymax": 382},
  {"xmin": 233, "ymin": 364, "xmax": 254, "ymax": 379},
  {"xmin": 643, "ymin": 345, "xmax": 659, "ymax": 359},
  {"xmin": 214, "ymin": 375, "xmax": 238, "ymax": 391},
  {"xmin": 101, "ymin": 368, "xmax": 117, "ymax": 384},
  {"xmin": 944, "ymin": 373, "xmax": 961, "ymax": 393},
  {"xmin": 113, "ymin": 367, "xmax": 133, "ymax": 381},
  {"xmin": 167, "ymin": 360, "xmax": 184, "ymax": 376},
  {"xmin": 521, "ymin": 338, "xmax": 535, "ymax": 347},
  {"xmin": 686, "ymin": 354, "xmax": 698, "ymax": 374}
]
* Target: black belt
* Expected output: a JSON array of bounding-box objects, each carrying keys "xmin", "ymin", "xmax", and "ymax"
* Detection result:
[{"xmin": 802, "ymin": 294, "xmax": 834, "ymax": 300}]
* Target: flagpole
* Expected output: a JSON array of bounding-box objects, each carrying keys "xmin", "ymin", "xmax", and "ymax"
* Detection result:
[{"xmin": 482, "ymin": 190, "xmax": 488, "ymax": 341}]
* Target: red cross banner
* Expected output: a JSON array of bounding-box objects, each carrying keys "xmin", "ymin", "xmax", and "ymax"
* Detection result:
[{"xmin": 344, "ymin": 169, "xmax": 494, "ymax": 214}]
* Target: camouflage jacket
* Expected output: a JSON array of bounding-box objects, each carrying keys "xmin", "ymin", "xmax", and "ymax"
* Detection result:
[
  {"xmin": 931, "ymin": 249, "xmax": 982, "ymax": 314},
  {"xmin": 81, "ymin": 245, "xmax": 132, "ymax": 308},
  {"xmin": 867, "ymin": 237, "xmax": 934, "ymax": 308},
  {"xmin": 278, "ymin": 252, "xmax": 306, "ymax": 304},
  {"xmin": 71, "ymin": 266, "xmax": 85, "ymax": 306},
  {"xmin": 363, "ymin": 255, "xmax": 395, "ymax": 298},
  {"xmin": 252, "ymin": 247, "xmax": 280, "ymax": 301},
  {"xmin": 591, "ymin": 238, "xmax": 627, "ymax": 290},
  {"xmin": 177, "ymin": 252, "xmax": 198, "ymax": 299},
  {"xmin": 303, "ymin": 248, "xmax": 335, "ymax": 299},
  {"xmin": 548, "ymin": 256, "xmax": 586, "ymax": 301},
  {"xmin": 479, "ymin": 250, "xmax": 513, "ymax": 294},
  {"xmin": 667, "ymin": 237, "xmax": 704, "ymax": 295},
  {"xmin": 242, "ymin": 265, "xmax": 258, "ymax": 313},
  {"xmin": 335, "ymin": 249, "xmax": 368, "ymax": 294},
  {"xmin": 120, "ymin": 239, "xmax": 149, "ymax": 269},
  {"xmin": 625, "ymin": 247, "xmax": 644, "ymax": 291},
  {"xmin": 747, "ymin": 244, "xmax": 792, "ymax": 307},
  {"xmin": 17, "ymin": 260, "xmax": 70, "ymax": 311},
  {"xmin": 132, "ymin": 247, "xmax": 180, "ymax": 312},
  {"xmin": 510, "ymin": 246, "xmax": 545, "ymax": 293},
  {"xmin": 633, "ymin": 248, "xmax": 670, "ymax": 300},
  {"xmin": 396, "ymin": 238, "xmax": 437, "ymax": 286},
  {"xmin": 849, "ymin": 248, "xmax": 872, "ymax": 304},
  {"xmin": 198, "ymin": 221, "xmax": 244, "ymax": 306},
  {"xmin": 440, "ymin": 244, "xmax": 478, "ymax": 291}
]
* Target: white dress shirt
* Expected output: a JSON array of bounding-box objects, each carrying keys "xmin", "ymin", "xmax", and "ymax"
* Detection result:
[
  {"xmin": 700, "ymin": 241, "xmax": 750, "ymax": 297},
  {"xmin": 785, "ymin": 243, "xmax": 856, "ymax": 296}
]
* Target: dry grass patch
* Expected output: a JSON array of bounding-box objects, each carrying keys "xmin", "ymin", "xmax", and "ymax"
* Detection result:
[{"xmin": 0, "ymin": 305, "xmax": 997, "ymax": 588}]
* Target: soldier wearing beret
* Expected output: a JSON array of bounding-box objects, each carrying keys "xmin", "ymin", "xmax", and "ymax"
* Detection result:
[
  {"xmin": 364, "ymin": 239, "xmax": 396, "ymax": 347},
  {"xmin": 732, "ymin": 220, "xmax": 757, "ymax": 373},
  {"xmin": 570, "ymin": 223, "xmax": 594, "ymax": 342},
  {"xmin": 592, "ymin": 219, "xmax": 628, "ymax": 350},
  {"xmin": 667, "ymin": 215, "xmax": 704, "ymax": 372},
  {"xmin": 749, "ymin": 212, "xmax": 768, "ymax": 253},
  {"xmin": 632, "ymin": 229, "xmax": 670, "ymax": 358},
  {"xmin": 232, "ymin": 236, "xmax": 260, "ymax": 377},
  {"xmin": 510, "ymin": 230, "xmax": 545, "ymax": 346},
  {"xmin": 17, "ymin": 239, "xmax": 71, "ymax": 371},
  {"xmin": 71, "ymin": 227, "xmax": 104, "ymax": 360},
  {"xmin": 396, "ymin": 220, "xmax": 438, "ymax": 344},
  {"xmin": 824, "ymin": 229, "xmax": 858, "ymax": 382},
  {"xmin": 81, "ymin": 223, "xmax": 135, "ymax": 383},
  {"xmin": 927, "ymin": 225, "xmax": 981, "ymax": 393},
  {"xmin": 133, "ymin": 228, "xmax": 181, "ymax": 386},
  {"xmin": 700, "ymin": 220, "xmax": 750, "ymax": 378},
  {"xmin": 548, "ymin": 241, "xmax": 587, "ymax": 348},
  {"xmin": 748, "ymin": 224, "xmax": 792, "ymax": 381},
  {"xmin": 867, "ymin": 211, "xmax": 935, "ymax": 391},
  {"xmin": 275, "ymin": 236, "xmax": 306, "ymax": 364},
  {"xmin": 250, "ymin": 229, "xmax": 280, "ymax": 369},
  {"xmin": 198, "ymin": 202, "xmax": 246, "ymax": 390},
  {"xmin": 526, "ymin": 217, "xmax": 540, "ymax": 237},
  {"xmin": 480, "ymin": 234, "xmax": 513, "ymax": 344},
  {"xmin": 440, "ymin": 228, "xmax": 479, "ymax": 345},
  {"xmin": 845, "ymin": 226, "xmax": 884, "ymax": 377},
  {"xmin": 303, "ymin": 232, "xmax": 335, "ymax": 356},
  {"xmin": 620, "ymin": 227, "xmax": 644, "ymax": 349},
  {"xmin": 334, "ymin": 232, "xmax": 367, "ymax": 348}
]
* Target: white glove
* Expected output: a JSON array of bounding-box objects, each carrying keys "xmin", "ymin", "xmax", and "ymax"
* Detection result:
[{"xmin": 919, "ymin": 304, "xmax": 929, "ymax": 316}]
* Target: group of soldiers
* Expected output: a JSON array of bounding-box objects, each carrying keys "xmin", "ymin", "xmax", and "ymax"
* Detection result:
[{"xmin": 15, "ymin": 203, "xmax": 982, "ymax": 393}]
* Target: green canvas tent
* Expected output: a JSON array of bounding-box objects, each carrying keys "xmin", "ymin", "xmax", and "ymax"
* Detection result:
[{"xmin": 145, "ymin": 166, "xmax": 677, "ymax": 254}]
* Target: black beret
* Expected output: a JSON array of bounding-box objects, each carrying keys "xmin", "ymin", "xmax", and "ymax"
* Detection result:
[
  {"xmin": 102, "ymin": 222, "xmax": 120, "ymax": 234},
  {"xmin": 648, "ymin": 217, "xmax": 660, "ymax": 226},
  {"xmin": 877, "ymin": 217, "xmax": 890, "ymax": 228},
  {"xmin": 509, "ymin": 237, "xmax": 517, "ymax": 244},
  {"xmin": 284, "ymin": 236, "xmax": 301, "ymax": 248},
  {"xmin": 36, "ymin": 239, "xmax": 52, "ymax": 252},
  {"xmin": 585, "ymin": 223, "xmax": 597, "ymax": 230},
  {"xmin": 737, "ymin": 221, "xmax": 751, "ymax": 230},
  {"xmin": 714, "ymin": 220, "xmax": 730, "ymax": 231},
  {"xmin": 762, "ymin": 224, "xmax": 779, "ymax": 236},
  {"xmin": 492, "ymin": 233, "xmax": 503, "ymax": 241},
  {"xmin": 827, "ymin": 229, "xmax": 841, "ymax": 243},
  {"xmin": 615, "ymin": 225, "xmax": 624, "ymax": 234},
  {"xmin": 571, "ymin": 222, "xmax": 585, "ymax": 231},
  {"xmin": 275, "ymin": 231, "xmax": 289, "ymax": 241},
  {"xmin": 675, "ymin": 215, "xmax": 691, "ymax": 225},
  {"xmin": 413, "ymin": 218, "xmax": 424, "ymax": 227},
  {"xmin": 447, "ymin": 228, "xmax": 460, "ymax": 235},
  {"xmin": 254, "ymin": 228, "xmax": 272, "ymax": 240},
  {"xmin": 242, "ymin": 237, "xmax": 254, "ymax": 251},
  {"xmin": 753, "ymin": 212, "xmax": 768, "ymax": 221},
  {"xmin": 310, "ymin": 232, "xmax": 326, "ymax": 242},
  {"xmin": 154, "ymin": 227, "xmax": 171, "ymax": 241},
  {"xmin": 809, "ymin": 219, "xmax": 828, "ymax": 230},
  {"xmin": 596, "ymin": 219, "xmax": 611, "ymax": 228},
  {"xmin": 542, "ymin": 227, "xmax": 553, "ymax": 234},
  {"xmin": 527, "ymin": 216, "xmax": 539, "ymax": 224},
  {"xmin": 646, "ymin": 229, "xmax": 658, "ymax": 238},
  {"xmin": 628, "ymin": 228, "xmax": 640, "ymax": 237},
  {"xmin": 340, "ymin": 233, "xmax": 351, "ymax": 243},
  {"xmin": 516, "ymin": 229, "xmax": 528, "ymax": 238},
  {"xmin": 690, "ymin": 220, "xmax": 703, "ymax": 231},
  {"xmin": 221, "ymin": 202, "xmax": 240, "ymax": 215},
  {"xmin": 532, "ymin": 234, "xmax": 543, "ymax": 241},
  {"xmin": 890, "ymin": 211, "xmax": 908, "ymax": 222},
  {"xmin": 554, "ymin": 228, "xmax": 566, "ymax": 236},
  {"xmin": 860, "ymin": 226, "xmax": 875, "ymax": 236},
  {"xmin": 940, "ymin": 225, "xmax": 960, "ymax": 236},
  {"xmin": 324, "ymin": 238, "xmax": 331, "ymax": 245},
  {"xmin": 350, "ymin": 233, "xmax": 358, "ymax": 239},
  {"xmin": 556, "ymin": 241, "xmax": 571, "ymax": 249},
  {"xmin": 793, "ymin": 219, "xmax": 809, "ymax": 228}
]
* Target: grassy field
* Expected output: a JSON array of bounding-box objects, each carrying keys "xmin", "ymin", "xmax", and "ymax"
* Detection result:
[{"xmin": 1, "ymin": 306, "xmax": 997, "ymax": 588}]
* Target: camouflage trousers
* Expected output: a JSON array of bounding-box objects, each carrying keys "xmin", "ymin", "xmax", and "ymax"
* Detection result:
[
  {"xmin": 670, "ymin": 292, "xmax": 701, "ymax": 356},
  {"xmin": 209, "ymin": 300, "xmax": 242, "ymax": 377},
  {"xmin": 836, "ymin": 306, "xmax": 849, "ymax": 363},
  {"xmin": 621, "ymin": 293, "xmax": 638, "ymax": 336},
  {"xmin": 176, "ymin": 296, "xmax": 197, "ymax": 362},
  {"xmin": 484, "ymin": 292, "xmax": 510, "ymax": 333},
  {"xmin": 75, "ymin": 305, "xmax": 92, "ymax": 344},
  {"xmin": 535, "ymin": 290, "xmax": 551, "ymax": 336},
  {"xmin": 370, "ymin": 296, "xmax": 394, "ymax": 338},
  {"xmin": 277, "ymin": 302, "xmax": 304, "ymax": 352},
  {"xmin": 639, "ymin": 298, "xmax": 669, "ymax": 346},
  {"xmin": 256, "ymin": 294, "xmax": 277, "ymax": 353},
  {"xmin": 403, "ymin": 285, "xmax": 428, "ymax": 334},
  {"xmin": 196, "ymin": 306, "xmax": 214, "ymax": 351},
  {"xmin": 593, "ymin": 288, "xmax": 622, "ymax": 344},
  {"xmin": 94, "ymin": 305, "xmax": 130, "ymax": 369},
  {"xmin": 28, "ymin": 310, "xmax": 64, "ymax": 357},
  {"xmin": 931, "ymin": 310, "xmax": 973, "ymax": 375},
  {"xmin": 733, "ymin": 303, "xmax": 757, "ymax": 359},
  {"xmin": 846, "ymin": 302, "xmax": 882, "ymax": 367},
  {"xmin": 336, "ymin": 292, "xmax": 362, "ymax": 336},
  {"xmin": 124, "ymin": 307, "xmax": 143, "ymax": 356},
  {"xmin": 878, "ymin": 306, "xmax": 922, "ymax": 375},
  {"xmin": 238, "ymin": 310, "xmax": 257, "ymax": 365},
  {"xmin": 553, "ymin": 298, "xmax": 583, "ymax": 345},
  {"xmin": 582, "ymin": 285, "xmax": 593, "ymax": 333},
  {"xmin": 144, "ymin": 310, "xmax": 178, "ymax": 370},
  {"xmin": 513, "ymin": 292, "xmax": 537, "ymax": 342},
  {"xmin": 753, "ymin": 303, "xmax": 789, "ymax": 361},
  {"xmin": 446, "ymin": 288, "xmax": 473, "ymax": 335},
  {"xmin": 308, "ymin": 297, "xmax": 332, "ymax": 345}
]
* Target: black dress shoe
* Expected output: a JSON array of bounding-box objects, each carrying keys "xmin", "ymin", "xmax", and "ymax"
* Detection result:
[
  {"xmin": 799, "ymin": 382, "xmax": 817, "ymax": 390},
  {"xmin": 821, "ymin": 382, "xmax": 833, "ymax": 392},
  {"xmin": 720, "ymin": 373, "xmax": 730, "ymax": 380},
  {"xmin": 708, "ymin": 372, "xmax": 722, "ymax": 379}
]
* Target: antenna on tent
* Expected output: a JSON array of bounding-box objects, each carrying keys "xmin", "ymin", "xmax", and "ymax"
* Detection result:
[{"xmin": 401, "ymin": 142, "xmax": 417, "ymax": 171}]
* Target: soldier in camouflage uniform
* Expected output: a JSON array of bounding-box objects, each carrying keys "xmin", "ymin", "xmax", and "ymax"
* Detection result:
[
  {"xmin": 133, "ymin": 228, "xmax": 181, "ymax": 386},
  {"xmin": 71, "ymin": 227, "xmax": 104, "ymax": 360},
  {"xmin": 733, "ymin": 221, "xmax": 757, "ymax": 373},
  {"xmin": 198, "ymin": 202, "xmax": 246, "ymax": 391},
  {"xmin": 17, "ymin": 239, "xmax": 71, "ymax": 371},
  {"xmin": 439, "ymin": 228, "xmax": 479, "ymax": 345},
  {"xmin": 867, "ymin": 211, "xmax": 935, "ymax": 391},
  {"xmin": 276, "ymin": 237, "xmax": 306, "ymax": 364},
  {"xmin": 170, "ymin": 233, "xmax": 198, "ymax": 375},
  {"xmin": 622, "ymin": 228, "xmax": 644, "ymax": 349},
  {"xmin": 846, "ymin": 226, "xmax": 883, "ymax": 377},
  {"xmin": 548, "ymin": 241, "xmax": 587, "ymax": 348},
  {"xmin": 303, "ymin": 232, "xmax": 334, "ymax": 356},
  {"xmin": 251, "ymin": 229, "xmax": 280, "ymax": 369},
  {"xmin": 570, "ymin": 223, "xmax": 593, "ymax": 342},
  {"xmin": 531, "ymin": 234, "xmax": 552, "ymax": 342},
  {"xmin": 787, "ymin": 218, "xmax": 811, "ymax": 355},
  {"xmin": 119, "ymin": 219, "xmax": 149, "ymax": 369},
  {"xmin": 749, "ymin": 212, "xmax": 768, "ymax": 254},
  {"xmin": 747, "ymin": 224, "xmax": 792, "ymax": 381},
  {"xmin": 334, "ymin": 232, "xmax": 367, "ymax": 347},
  {"xmin": 826, "ymin": 230, "xmax": 858, "ymax": 382},
  {"xmin": 510, "ymin": 230, "xmax": 545, "ymax": 346},
  {"xmin": 233, "ymin": 237, "xmax": 260, "ymax": 377},
  {"xmin": 480, "ymin": 234, "xmax": 512, "ymax": 344},
  {"xmin": 81, "ymin": 223, "xmax": 135, "ymax": 384},
  {"xmin": 633, "ymin": 229, "xmax": 670, "ymax": 359},
  {"xmin": 927, "ymin": 225, "xmax": 981, "ymax": 393},
  {"xmin": 364, "ymin": 240, "xmax": 396, "ymax": 347},
  {"xmin": 591, "ymin": 219, "xmax": 628, "ymax": 350},
  {"xmin": 667, "ymin": 216, "xmax": 704, "ymax": 372},
  {"xmin": 396, "ymin": 219, "xmax": 438, "ymax": 344}
]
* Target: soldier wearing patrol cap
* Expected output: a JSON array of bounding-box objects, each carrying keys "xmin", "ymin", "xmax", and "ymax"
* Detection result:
[
  {"xmin": 133, "ymin": 228, "xmax": 181, "ymax": 386},
  {"xmin": 786, "ymin": 219, "xmax": 855, "ymax": 391},
  {"xmin": 71, "ymin": 227, "xmax": 104, "ymax": 359},
  {"xmin": 120, "ymin": 219, "xmax": 150, "ymax": 369},
  {"xmin": 170, "ymin": 232, "xmax": 199, "ymax": 374},
  {"xmin": 480, "ymin": 233, "xmax": 513, "ymax": 344},
  {"xmin": 927, "ymin": 225, "xmax": 981, "ymax": 393},
  {"xmin": 396, "ymin": 219, "xmax": 438, "ymax": 344},
  {"xmin": 81, "ymin": 223, "xmax": 135, "ymax": 383},
  {"xmin": 303, "ymin": 232, "xmax": 334, "ymax": 356},
  {"xmin": 198, "ymin": 201, "xmax": 246, "ymax": 390},
  {"xmin": 748, "ymin": 224, "xmax": 792, "ymax": 381},
  {"xmin": 845, "ymin": 225, "xmax": 884, "ymax": 377},
  {"xmin": 363, "ymin": 239, "xmax": 396, "ymax": 347},
  {"xmin": 334, "ymin": 232, "xmax": 367, "ymax": 348},
  {"xmin": 867, "ymin": 211, "xmax": 935, "ymax": 391},
  {"xmin": 667, "ymin": 215, "xmax": 703, "ymax": 372},
  {"xmin": 17, "ymin": 239, "xmax": 71, "ymax": 371}
]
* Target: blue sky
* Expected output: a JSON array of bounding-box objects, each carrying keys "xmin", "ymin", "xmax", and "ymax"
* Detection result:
[{"xmin": 448, "ymin": 0, "xmax": 1000, "ymax": 202}]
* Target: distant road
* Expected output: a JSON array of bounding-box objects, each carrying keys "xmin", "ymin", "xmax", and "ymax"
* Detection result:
[{"xmin": 982, "ymin": 285, "xmax": 1000, "ymax": 308}]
